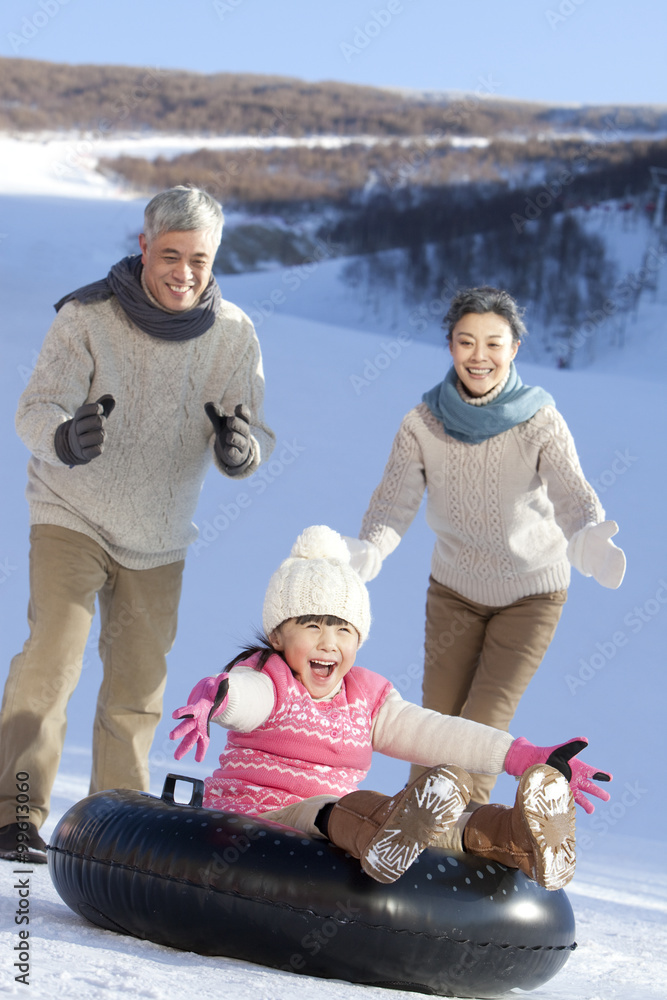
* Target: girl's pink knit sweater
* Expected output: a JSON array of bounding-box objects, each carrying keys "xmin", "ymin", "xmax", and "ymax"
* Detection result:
[{"xmin": 204, "ymin": 653, "xmax": 392, "ymax": 814}]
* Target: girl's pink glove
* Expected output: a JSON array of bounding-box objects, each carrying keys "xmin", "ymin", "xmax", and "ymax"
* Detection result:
[
  {"xmin": 505, "ymin": 736, "xmax": 612, "ymax": 814},
  {"xmin": 169, "ymin": 673, "xmax": 230, "ymax": 763}
]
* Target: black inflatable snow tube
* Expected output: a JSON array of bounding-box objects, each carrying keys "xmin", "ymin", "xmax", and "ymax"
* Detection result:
[{"xmin": 48, "ymin": 774, "xmax": 576, "ymax": 998}]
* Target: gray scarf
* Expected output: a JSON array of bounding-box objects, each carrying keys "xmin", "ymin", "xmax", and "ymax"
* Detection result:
[{"xmin": 54, "ymin": 255, "xmax": 222, "ymax": 341}]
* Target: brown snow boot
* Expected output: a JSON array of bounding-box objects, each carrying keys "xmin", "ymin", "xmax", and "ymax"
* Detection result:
[
  {"xmin": 462, "ymin": 763, "xmax": 576, "ymax": 891},
  {"xmin": 326, "ymin": 764, "xmax": 473, "ymax": 884}
]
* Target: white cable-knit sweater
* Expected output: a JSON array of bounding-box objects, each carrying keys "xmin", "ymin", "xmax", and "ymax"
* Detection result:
[
  {"xmin": 360, "ymin": 402, "xmax": 604, "ymax": 606},
  {"xmin": 16, "ymin": 296, "xmax": 275, "ymax": 569}
]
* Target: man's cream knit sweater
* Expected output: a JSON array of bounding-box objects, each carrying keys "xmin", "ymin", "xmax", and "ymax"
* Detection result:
[
  {"xmin": 16, "ymin": 296, "xmax": 274, "ymax": 569},
  {"xmin": 361, "ymin": 402, "xmax": 604, "ymax": 606}
]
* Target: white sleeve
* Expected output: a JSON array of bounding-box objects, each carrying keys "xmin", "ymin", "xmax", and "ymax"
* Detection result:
[
  {"xmin": 359, "ymin": 411, "xmax": 427, "ymax": 561},
  {"xmin": 525, "ymin": 406, "xmax": 604, "ymax": 539},
  {"xmin": 211, "ymin": 665, "xmax": 275, "ymax": 733},
  {"xmin": 371, "ymin": 689, "xmax": 513, "ymax": 775}
]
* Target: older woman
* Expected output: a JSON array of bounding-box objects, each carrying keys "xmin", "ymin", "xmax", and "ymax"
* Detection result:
[{"xmin": 346, "ymin": 286, "xmax": 624, "ymax": 805}]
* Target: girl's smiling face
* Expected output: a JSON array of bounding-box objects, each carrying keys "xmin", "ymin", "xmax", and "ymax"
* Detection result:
[
  {"xmin": 449, "ymin": 311, "xmax": 519, "ymax": 397},
  {"xmin": 270, "ymin": 617, "xmax": 360, "ymax": 699}
]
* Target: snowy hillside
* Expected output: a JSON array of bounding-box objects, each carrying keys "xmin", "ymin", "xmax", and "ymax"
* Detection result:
[
  {"xmin": 2, "ymin": 130, "xmax": 665, "ymax": 371},
  {"xmin": 0, "ymin": 137, "xmax": 666, "ymax": 999}
]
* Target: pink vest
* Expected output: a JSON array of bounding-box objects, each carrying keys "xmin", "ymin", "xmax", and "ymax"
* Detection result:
[{"xmin": 204, "ymin": 653, "xmax": 393, "ymax": 815}]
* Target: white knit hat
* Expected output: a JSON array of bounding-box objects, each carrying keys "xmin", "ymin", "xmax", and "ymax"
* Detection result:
[{"xmin": 263, "ymin": 525, "xmax": 371, "ymax": 644}]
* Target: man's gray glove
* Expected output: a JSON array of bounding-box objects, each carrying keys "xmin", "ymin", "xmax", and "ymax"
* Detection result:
[
  {"xmin": 205, "ymin": 402, "xmax": 253, "ymax": 474},
  {"xmin": 54, "ymin": 394, "xmax": 116, "ymax": 466}
]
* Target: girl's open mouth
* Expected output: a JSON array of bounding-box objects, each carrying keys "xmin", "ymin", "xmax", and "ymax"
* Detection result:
[{"xmin": 310, "ymin": 659, "xmax": 335, "ymax": 677}]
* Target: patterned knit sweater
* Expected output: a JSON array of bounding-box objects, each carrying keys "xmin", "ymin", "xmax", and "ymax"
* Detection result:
[
  {"xmin": 360, "ymin": 402, "xmax": 604, "ymax": 606},
  {"xmin": 203, "ymin": 654, "xmax": 513, "ymax": 814},
  {"xmin": 16, "ymin": 296, "xmax": 275, "ymax": 569}
]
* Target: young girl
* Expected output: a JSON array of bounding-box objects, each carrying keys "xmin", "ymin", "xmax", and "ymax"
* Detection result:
[
  {"xmin": 170, "ymin": 525, "xmax": 611, "ymax": 889},
  {"xmin": 344, "ymin": 286, "xmax": 625, "ymax": 805}
]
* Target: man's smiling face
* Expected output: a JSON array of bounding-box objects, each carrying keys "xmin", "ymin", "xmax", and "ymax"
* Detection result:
[{"xmin": 138, "ymin": 228, "xmax": 218, "ymax": 312}]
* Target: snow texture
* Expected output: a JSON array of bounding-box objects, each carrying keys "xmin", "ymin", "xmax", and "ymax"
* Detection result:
[{"xmin": 1, "ymin": 136, "xmax": 666, "ymax": 998}]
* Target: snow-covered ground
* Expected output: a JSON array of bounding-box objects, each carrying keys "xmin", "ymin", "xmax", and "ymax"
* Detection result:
[{"xmin": 1, "ymin": 138, "xmax": 666, "ymax": 998}]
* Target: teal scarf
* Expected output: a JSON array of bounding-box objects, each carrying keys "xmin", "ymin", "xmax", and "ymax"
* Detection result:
[{"xmin": 422, "ymin": 363, "xmax": 554, "ymax": 444}]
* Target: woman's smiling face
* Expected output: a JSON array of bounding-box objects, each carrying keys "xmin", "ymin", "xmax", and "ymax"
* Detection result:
[{"xmin": 449, "ymin": 311, "xmax": 520, "ymax": 397}]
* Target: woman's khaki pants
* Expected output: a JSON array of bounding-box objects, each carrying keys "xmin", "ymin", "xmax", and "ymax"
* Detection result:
[
  {"xmin": 411, "ymin": 577, "xmax": 567, "ymax": 804},
  {"xmin": 0, "ymin": 525, "xmax": 184, "ymax": 829}
]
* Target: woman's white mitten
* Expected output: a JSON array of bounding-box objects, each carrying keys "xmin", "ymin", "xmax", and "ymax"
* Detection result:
[
  {"xmin": 342, "ymin": 536, "xmax": 383, "ymax": 582},
  {"xmin": 567, "ymin": 520, "xmax": 626, "ymax": 589}
]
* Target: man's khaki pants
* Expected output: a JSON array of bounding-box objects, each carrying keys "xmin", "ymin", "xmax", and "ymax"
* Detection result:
[
  {"xmin": 0, "ymin": 525, "xmax": 184, "ymax": 829},
  {"xmin": 411, "ymin": 577, "xmax": 567, "ymax": 804}
]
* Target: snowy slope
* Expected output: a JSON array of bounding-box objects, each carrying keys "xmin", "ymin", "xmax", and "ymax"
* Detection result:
[
  {"xmin": 1, "ymin": 140, "xmax": 666, "ymax": 998},
  {"xmin": 1, "ymin": 832, "xmax": 666, "ymax": 1000}
]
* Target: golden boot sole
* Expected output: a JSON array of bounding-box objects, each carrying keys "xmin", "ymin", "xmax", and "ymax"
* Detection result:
[
  {"xmin": 519, "ymin": 764, "xmax": 576, "ymax": 891},
  {"xmin": 361, "ymin": 764, "xmax": 472, "ymax": 884}
]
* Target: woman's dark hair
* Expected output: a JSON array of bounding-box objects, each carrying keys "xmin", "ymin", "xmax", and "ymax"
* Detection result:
[
  {"xmin": 443, "ymin": 286, "xmax": 527, "ymax": 343},
  {"xmin": 223, "ymin": 615, "xmax": 353, "ymax": 673}
]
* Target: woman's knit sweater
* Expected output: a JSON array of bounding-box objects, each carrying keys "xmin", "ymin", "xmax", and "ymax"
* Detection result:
[
  {"xmin": 16, "ymin": 296, "xmax": 274, "ymax": 569},
  {"xmin": 203, "ymin": 655, "xmax": 513, "ymax": 814},
  {"xmin": 360, "ymin": 402, "xmax": 604, "ymax": 606}
]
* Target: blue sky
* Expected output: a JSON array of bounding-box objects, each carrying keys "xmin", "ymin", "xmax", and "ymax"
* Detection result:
[{"xmin": 0, "ymin": 0, "xmax": 664, "ymax": 107}]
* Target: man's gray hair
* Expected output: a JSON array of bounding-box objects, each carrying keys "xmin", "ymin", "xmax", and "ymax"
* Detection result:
[
  {"xmin": 143, "ymin": 186, "xmax": 224, "ymax": 245},
  {"xmin": 443, "ymin": 286, "xmax": 527, "ymax": 343}
]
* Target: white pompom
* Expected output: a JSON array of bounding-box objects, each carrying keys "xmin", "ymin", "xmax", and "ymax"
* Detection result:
[{"xmin": 290, "ymin": 525, "xmax": 350, "ymax": 564}]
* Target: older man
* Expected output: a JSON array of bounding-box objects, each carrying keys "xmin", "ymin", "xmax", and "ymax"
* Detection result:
[{"xmin": 0, "ymin": 187, "xmax": 275, "ymax": 863}]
